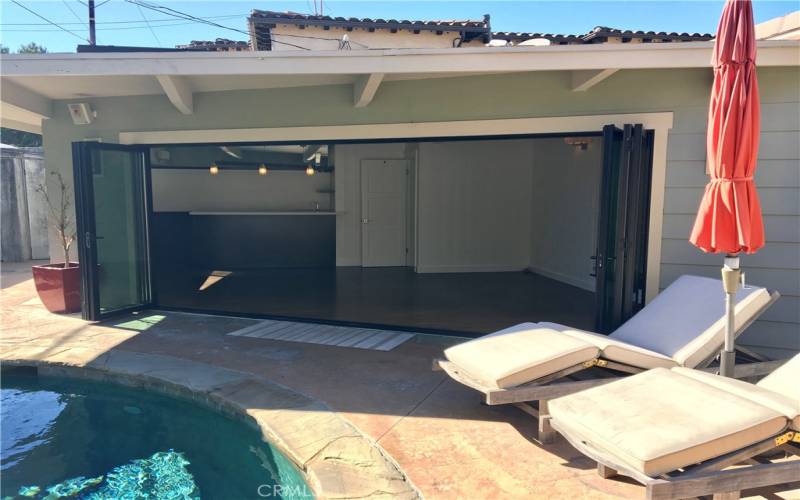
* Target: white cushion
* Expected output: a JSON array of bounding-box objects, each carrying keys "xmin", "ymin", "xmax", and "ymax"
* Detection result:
[
  {"xmin": 443, "ymin": 324, "xmax": 599, "ymax": 389},
  {"xmin": 674, "ymin": 367, "xmax": 799, "ymax": 422},
  {"xmin": 549, "ymin": 368, "xmax": 789, "ymax": 476},
  {"xmin": 539, "ymin": 322, "xmax": 677, "ymax": 369},
  {"xmin": 757, "ymin": 354, "xmax": 800, "ymax": 428},
  {"xmin": 609, "ymin": 275, "xmax": 772, "ymax": 367}
]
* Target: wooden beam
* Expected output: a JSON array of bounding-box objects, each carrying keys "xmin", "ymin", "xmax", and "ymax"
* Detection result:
[
  {"xmin": 647, "ymin": 462, "xmax": 800, "ymax": 500},
  {"xmin": 353, "ymin": 73, "xmax": 384, "ymax": 108},
  {"xmin": 155, "ymin": 75, "xmax": 193, "ymax": 114},
  {"xmin": 571, "ymin": 68, "xmax": 619, "ymax": 91}
]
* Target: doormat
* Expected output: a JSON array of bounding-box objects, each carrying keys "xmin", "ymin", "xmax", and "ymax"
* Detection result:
[{"xmin": 227, "ymin": 319, "xmax": 415, "ymax": 351}]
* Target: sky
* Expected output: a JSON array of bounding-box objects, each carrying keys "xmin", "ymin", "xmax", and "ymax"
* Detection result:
[{"xmin": 1, "ymin": 0, "xmax": 797, "ymax": 53}]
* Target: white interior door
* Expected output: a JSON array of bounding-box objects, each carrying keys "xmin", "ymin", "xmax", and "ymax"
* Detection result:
[{"xmin": 361, "ymin": 159, "xmax": 408, "ymax": 267}]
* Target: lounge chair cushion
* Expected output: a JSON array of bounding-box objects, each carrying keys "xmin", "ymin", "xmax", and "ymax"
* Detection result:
[
  {"xmin": 549, "ymin": 368, "xmax": 788, "ymax": 476},
  {"xmin": 539, "ymin": 322, "xmax": 677, "ymax": 369},
  {"xmin": 757, "ymin": 355, "xmax": 800, "ymax": 401},
  {"xmin": 757, "ymin": 355, "xmax": 800, "ymax": 429},
  {"xmin": 443, "ymin": 324, "xmax": 599, "ymax": 389},
  {"xmin": 609, "ymin": 275, "xmax": 772, "ymax": 368},
  {"xmin": 674, "ymin": 367, "xmax": 799, "ymax": 425}
]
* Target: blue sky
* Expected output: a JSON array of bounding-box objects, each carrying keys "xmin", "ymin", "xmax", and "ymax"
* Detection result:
[{"xmin": 1, "ymin": 1, "xmax": 797, "ymax": 53}]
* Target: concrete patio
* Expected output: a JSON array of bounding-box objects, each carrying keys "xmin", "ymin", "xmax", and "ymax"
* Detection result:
[{"xmin": 1, "ymin": 262, "xmax": 796, "ymax": 499}]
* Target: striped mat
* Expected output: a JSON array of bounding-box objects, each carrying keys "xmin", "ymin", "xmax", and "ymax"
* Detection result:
[{"xmin": 227, "ymin": 319, "xmax": 416, "ymax": 351}]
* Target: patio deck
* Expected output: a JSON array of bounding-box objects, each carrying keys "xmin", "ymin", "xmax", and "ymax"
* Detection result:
[{"xmin": 1, "ymin": 262, "xmax": 796, "ymax": 499}]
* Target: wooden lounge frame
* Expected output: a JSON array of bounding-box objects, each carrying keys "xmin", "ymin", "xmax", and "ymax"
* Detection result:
[
  {"xmin": 434, "ymin": 291, "xmax": 781, "ymax": 444},
  {"xmin": 551, "ymin": 420, "xmax": 800, "ymax": 500}
]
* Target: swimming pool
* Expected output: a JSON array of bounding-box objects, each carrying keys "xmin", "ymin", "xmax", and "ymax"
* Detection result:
[{"xmin": 1, "ymin": 368, "xmax": 312, "ymax": 499}]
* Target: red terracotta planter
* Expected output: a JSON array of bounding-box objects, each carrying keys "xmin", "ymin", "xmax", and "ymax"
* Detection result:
[{"xmin": 31, "ymin": 263, "xmax": 81, "ymax": 314}]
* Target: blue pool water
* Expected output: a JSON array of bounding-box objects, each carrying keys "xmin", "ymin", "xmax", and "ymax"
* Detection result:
[{"xmin": 1, "ymin": 369, "xmax": 312, "ymax": 499}]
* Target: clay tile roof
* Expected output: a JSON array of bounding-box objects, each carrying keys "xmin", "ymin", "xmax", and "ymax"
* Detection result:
[
  {"xmin": 249, "ymin": 10, "xmax": 491, "ymax": 31},
  {"xmin": 492, "ymin": 26, "xmax": 712, "ymax": 44}
]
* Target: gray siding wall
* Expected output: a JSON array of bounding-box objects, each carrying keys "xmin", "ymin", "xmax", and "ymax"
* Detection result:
[{"xmin": 662, "ymin": 98, "xmax": 800, "ymax": 358}]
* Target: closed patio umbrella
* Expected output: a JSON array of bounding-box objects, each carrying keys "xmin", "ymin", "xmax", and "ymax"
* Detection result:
[{"xmin": 690, "ymin": 0, "xmax": 763, "ymax": 377}]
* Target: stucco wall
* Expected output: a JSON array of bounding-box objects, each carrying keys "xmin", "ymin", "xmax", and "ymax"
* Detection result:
[
  {"xmin": 41, "ymin": 66, "xmax": 800, "ymax": 355},
  {"xmin": 269, "ymin": 24, "xmax": 486, "ymax": 51}
]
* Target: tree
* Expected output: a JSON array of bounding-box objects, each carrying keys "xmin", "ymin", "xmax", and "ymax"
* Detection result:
[
  {"xmin": 36, "ymin": 172, "xmax": 76, "ymax": 267},
  {"xmin": 1, "ymin": 128, "xmax": 42, "ymax": 147},
  {"xmin": 17, "ymin": 42, "xmax": 47, "ymax": 53},
  {"xmin": 0, "ymin": 45, "xmax": 9, "ymax": 54}
]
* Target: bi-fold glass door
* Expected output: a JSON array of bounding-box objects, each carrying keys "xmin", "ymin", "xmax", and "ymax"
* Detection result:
[
  {"xmin": 595, "ymin": 124, "xmax": 654, "ymax": 333},
  {"xmin": 73, "ymin": 142, "xmax": 153, "ymax": 320}
]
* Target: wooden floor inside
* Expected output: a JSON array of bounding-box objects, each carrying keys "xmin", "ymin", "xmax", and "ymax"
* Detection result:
[{"xmin": 154, "ymin": 267, "xmax": 596, "ymax": 335}]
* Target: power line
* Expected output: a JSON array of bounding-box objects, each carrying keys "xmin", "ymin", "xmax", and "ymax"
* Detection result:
[
  {"xmin": 61, "ymin": 0, "xmax": 87, "ymax": 26},
  {"xmin": 2, "ymin": 14, "xmax": 245, "ymax": 26},
  {"xmin": 9, "ymin": 0, "xmax": 90, "ymax": 42},
  {"xmin": 2, "ymin": 21, "xmax": 236, "ymax": 32},
  {"xmin": 135, "ymin": 2, "xmax": 162, "ymax": 47},
  {"xmin": 124, "ymin": 0, "xmax": 310, "ymax": 50}
]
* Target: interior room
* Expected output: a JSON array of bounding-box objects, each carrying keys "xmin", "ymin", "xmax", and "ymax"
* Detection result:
[{"xmin": 149, "ymin": 134, "xmax": 604, "ymax": 335}]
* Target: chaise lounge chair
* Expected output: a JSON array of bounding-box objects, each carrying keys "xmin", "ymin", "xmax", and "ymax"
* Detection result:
[
  {"xmin": 435, "ymin": 275, "xmax": 780, "ymax": 442},
  {"xmin": 548, "ymin": 354, "xmax": 800, "ymax": 500}
]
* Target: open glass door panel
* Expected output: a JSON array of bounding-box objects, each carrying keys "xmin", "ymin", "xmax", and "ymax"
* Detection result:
[
  {"xmin": 595, "ymin": 124, "xmax": 653, "ymax": 333},
  {"xmin": 73, "ymin": 142, "xmax": 152, "ymax": 320}
]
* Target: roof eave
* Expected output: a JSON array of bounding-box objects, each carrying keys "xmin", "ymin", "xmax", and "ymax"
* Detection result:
[{"xmin": 1, "ymin": 40, "xmax": 797, "ymax": 78}]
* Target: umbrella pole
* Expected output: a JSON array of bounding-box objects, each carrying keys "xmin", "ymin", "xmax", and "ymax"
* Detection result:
[{"xmin": 720, "ymin": 255, "xmax": 741, "ymax": 377}]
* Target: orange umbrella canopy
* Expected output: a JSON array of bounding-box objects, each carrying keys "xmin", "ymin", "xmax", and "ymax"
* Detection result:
[{"xmin": 690, "ymin": 0, "xmax": 764, "ymax": 255}]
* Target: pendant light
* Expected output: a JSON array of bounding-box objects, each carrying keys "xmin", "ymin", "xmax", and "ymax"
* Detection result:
[
  {"xmin": 258, "ymin": 164, "xmax": 268, "ymax": 176},
  {"xmin": 305, "ymin": 165, "xmax": 315, "ymax": 176},
  {"xmin": 209, "ymin": 162, "xmax": 219, "ymax": 175}
]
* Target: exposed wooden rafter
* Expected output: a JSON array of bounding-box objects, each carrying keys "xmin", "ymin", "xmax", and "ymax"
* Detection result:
[
  {"xmin": 571, "ymin": 68, "xmax": 619, "ymax": 92},
  {"xmin": 156, "ymin": 75, "xmax": 194, "ymax": 114},
  {"xmin": 353, "ymin": 73, "xmax": 384, "ymax": 108}
]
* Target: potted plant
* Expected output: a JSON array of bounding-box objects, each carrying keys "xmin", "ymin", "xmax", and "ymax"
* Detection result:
[{"xmin": 31, "ymin": 172, "xmax": 80, "ymax": 313}]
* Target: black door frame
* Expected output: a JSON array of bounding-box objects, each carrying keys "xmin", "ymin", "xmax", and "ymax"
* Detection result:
[
  {"xmin": 595, "ymin": 124, "xmax": 654, "ymax": 333},
  {"xmin": 72, "ymin": 141, "xmax": 155, "ymax": 321}
]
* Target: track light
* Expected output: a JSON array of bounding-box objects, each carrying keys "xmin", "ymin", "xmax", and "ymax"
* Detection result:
[
  {"xmin": 258, "ymin": 164, "xmax": 268, "ymax": 176},
  {"xmin": 209, "ymin": 162, "xmax": 219, "ymax": 175},
  {"xmin": 306, "ymin": 165, "xmax": 315, "ymax": 176}
]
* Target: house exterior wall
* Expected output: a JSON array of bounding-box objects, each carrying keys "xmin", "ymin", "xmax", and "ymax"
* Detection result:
[
  {"xmin": 268, "ymin": 24, "xmax": 486, "ymax": 51},
  {"xmin": 40, "ymin": 66, "xmax": 800, "ymax": 355}
]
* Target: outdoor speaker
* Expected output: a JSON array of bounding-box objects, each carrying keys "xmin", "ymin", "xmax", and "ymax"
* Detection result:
[{"xmin": 67, "ymin": 103, "xmax": 95, "ymax": 125}]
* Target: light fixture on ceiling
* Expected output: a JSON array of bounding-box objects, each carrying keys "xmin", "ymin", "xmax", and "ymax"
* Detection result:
[
  {"xmin": 306, "ymin": 165, "xmax": 315, "ymax": 176},
  {"xmin": 209, "ymin": 162, "xmax": 220, "ymax": 175},
  {"xmin": 564, "ymin": 137, "xmax": 592, "ymax": 151},
  {"xmin": 258, "ymin": 164, "xmax": 268, "ymax": 176}
]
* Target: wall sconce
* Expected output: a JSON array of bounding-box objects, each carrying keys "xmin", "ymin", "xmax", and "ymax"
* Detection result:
[
  {"xmin": 258, "ymin": 164, "xmax": 268, "ymax": 176},
  {"xmin": 209, "ymin": 162, "xmax": 220, "ymax": 175},
  {"xmin": 305, "ymin": 165, "xmax": 315, "ymax": 176}
]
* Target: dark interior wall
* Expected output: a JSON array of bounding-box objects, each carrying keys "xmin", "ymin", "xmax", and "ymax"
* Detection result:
[{"xmin": 151, "ymin": 213, "xmax": 335, "ymax": 272}]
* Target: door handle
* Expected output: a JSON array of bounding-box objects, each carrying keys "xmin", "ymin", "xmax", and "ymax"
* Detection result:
[{"xmin": 590, "ymin": 255, "xmax": 598, "ymax": 277}]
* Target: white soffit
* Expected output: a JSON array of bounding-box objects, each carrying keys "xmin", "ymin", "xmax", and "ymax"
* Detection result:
[{"xmin": 2, "ymin": 41, "xmax": 797, "ymax": 79}]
